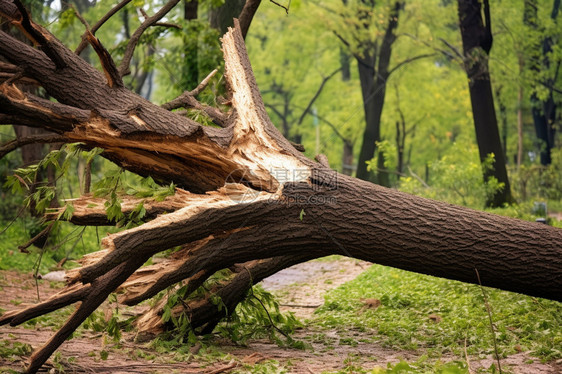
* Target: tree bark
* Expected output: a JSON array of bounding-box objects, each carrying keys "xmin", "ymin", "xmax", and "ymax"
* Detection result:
[
  {"xmin": 0, "ymin": 3, "xmax": 560, "ymax": 373},
  {"xmin": 457, "ymin": 0, "xmax": 514, "ymax": 207}
]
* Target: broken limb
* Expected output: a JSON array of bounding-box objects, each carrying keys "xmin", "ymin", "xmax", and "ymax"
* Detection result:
[{"xmin": 0, "ymin": 8, "xmax": 560, "ymax": 373}]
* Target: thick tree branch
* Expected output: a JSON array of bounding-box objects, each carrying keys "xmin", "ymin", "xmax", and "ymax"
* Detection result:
[
  {"xmin": 239, "ymin": 0, "xmax": 262, "ymax": 39},
  {"xmin": 45, "ymin": 189, "xmax": 194, "ymax": 225}
]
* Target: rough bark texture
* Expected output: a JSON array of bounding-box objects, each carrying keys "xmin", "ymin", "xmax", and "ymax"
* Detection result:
[{"xmin": 0, "ymin": 2, "xmax": 561, "ymax": 373}]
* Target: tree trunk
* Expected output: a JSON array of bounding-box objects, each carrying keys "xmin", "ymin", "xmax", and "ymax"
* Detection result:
[
  {"xmin": 209, "ymin": 0, "xmax": 246, "ymax": 36},
  {"xmin": 355, "ymin": 1, "xmax": 401, "ymax": 187},
  {"xmin": 524, "ymin": 0, "xmax": 559, "ymax": 166},
  {"xmin": 457, "ymin": 0, "xmax": 514, "ymax": 207},
  {"xmin": 342, "ymin": 140, "xmax": 354, "ymax": 176},
  {"xmin": 0, "ymin": 3, "xmax": 560, "ymax": 373}
]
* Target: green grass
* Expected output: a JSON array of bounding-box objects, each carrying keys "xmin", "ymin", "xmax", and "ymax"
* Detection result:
[
  {"xmin": 0, "ymin": 218, "xmax": 116, "ymax": 275},
  {"xmin": 314, "ymin": 264, "xmax": 562, "ymax": 364}
]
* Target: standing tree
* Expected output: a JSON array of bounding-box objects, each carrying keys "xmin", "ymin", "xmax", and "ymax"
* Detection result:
[
  {"xmin": 457, "ymin": 0, "xmax": 514, "ymax": 207},
  {"xmin": 524, "ymin": 0, "xmax": 560, "ymax": 166},
  {"xmin": 336, "ymin": 1, "xmax": 403, "ymax": 186},
  {"xmin": 0, "ymin": 1, "xmax": 560, "ymax": 373}
]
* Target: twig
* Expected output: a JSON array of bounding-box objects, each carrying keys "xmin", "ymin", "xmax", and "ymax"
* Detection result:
[
  {"xmin": 251, "ymin": 294, "xmax": 289, "ymax": 338},
  {"xmin": 191, "ymin": 69, "xmax": 218, "ymax": 96},
  {"xmin": 387, "ymin": 53, "xmax": 436, "ymax": 76},
  {"xmin": 153, "ymin": 22, "xmax": 181, "ymax": 29},
  {"xmin": 475, "ymin": 268, "xmax": 502, "ymax": 374},
  {"xmin": 86, "ymin": 30, "xmax": 124, "ymax": 87},
  {"xmin": 297, "ymin": 67, "xmax": 341, "ymax": 126},
  {"xmin": 70, "ymin": 4, "xmax": 90, "ymax": 30},
  {"xmin": 407, "ymin": 166, "xmax": 430, "ymax": 188},
  {"xmin": 0, "ymin": 206, "xmax": 26, "ymax": 236},
  {"xmin": 161, "ymin": 69, "xmax": 227, "ymax": 127},
  {"xmin": 269, "ymin": 0, "xmax": 290, "ymax": 14},
  {"xmin": 69, "ymin": 4, "xmax": 123, "ymax": 87},
  {"xmin": 71, "ymin": 7, "xmax": 119, "ymax": 88}
]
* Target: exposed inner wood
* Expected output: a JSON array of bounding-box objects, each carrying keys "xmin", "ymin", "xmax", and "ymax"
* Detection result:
[{"xmin": 0, "ymin": 5, "xmax": 561, "ymax": 374}]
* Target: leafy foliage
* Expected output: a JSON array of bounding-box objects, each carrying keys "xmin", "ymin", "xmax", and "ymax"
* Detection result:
[{"xmin": 399, "ymin": 143, "xmax": 504, "ymax": 208}]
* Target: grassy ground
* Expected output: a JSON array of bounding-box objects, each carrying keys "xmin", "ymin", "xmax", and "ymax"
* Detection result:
[
  {"xmin": 1, "ymin": 212, "xmax": 561, "ymax": 373},
  {"xmin": 312, "ymin": 263, "xmax": 562, "ymax": 373}
]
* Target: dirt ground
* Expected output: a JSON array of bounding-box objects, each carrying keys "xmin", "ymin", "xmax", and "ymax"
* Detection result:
[{"xmin": 1, "ymin": 259, "xmax": 561, "ymax": 373}]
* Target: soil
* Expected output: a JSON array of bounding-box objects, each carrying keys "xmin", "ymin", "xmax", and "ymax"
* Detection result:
[{"xmin": 1, "ymin": 259, "xmax": 561, "ymax": 374}]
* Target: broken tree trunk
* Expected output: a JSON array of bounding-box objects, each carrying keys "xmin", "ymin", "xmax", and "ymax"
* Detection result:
[{"xmin": 0, "ymin": 1, "xmax": 561, "ymax": 373}]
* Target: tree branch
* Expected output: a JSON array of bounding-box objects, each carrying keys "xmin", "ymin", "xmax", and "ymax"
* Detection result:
[
  {"xmin": 0, "ymin": 133, "xmax": 65, "ymax": 160},
  {"xmin": 297, "ymin": 67, "xmax": 341, "ymax": 126},
  {"xmin": 86, "ymin": 31, "xmax": 124, "ymax": 87},
  {"xmin": 387, "ymin": 53, "xmax": 436, "ymax": 76},
  {"xmin": 75, "ymin": 0, "xmax": 133, "ymax": 55},
  {"xmin": 239, "ymin": 0, "xmax": 262, "ymax": 39},
  {"xmin": 118, "ymin": 0, "xmax": 182, "ymax": 77},
  {"xmin": 161, "ymin": 69, "xmax": 228, "ymax": 127}
]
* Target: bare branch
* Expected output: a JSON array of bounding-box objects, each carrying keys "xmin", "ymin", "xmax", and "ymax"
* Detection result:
[
  {"xmin": 118, "ymin": 0, "xmax": 182, "ymax": 77},
  {"xmin": 75, "ymin": 0, "xmax": 133, "ymax": 55},
  {"xmin": 297, "ymin": 67, "xmax": 341, "ymax": 126},
  {"xmin": 86, "ymin": 30, "xmax": 124, "ymax": 87},
  {"xmin": 293, "ymin": 104, "xmax": 351, "ymax": 144},
  {"xmin": 161, "ymin": 70, "xmax": 228, "ymax": 126},
  {"xmin": 153, "ymin": 22, "xmax": 181, "ymax": 29},
  {"xmin": 191, "ymin": 68, "xmax": 218, "ymax": 96},
  {"xmin": 18, "ymin": 222, "xmax": 55, "ymax": 253},
  {"xmin": 439, "ymin": 37, "xmax": 464, "ymax": 60},
  {"xmin": 71, "ymin": 2, "xmax": 122, "ymax": 88},
  {"xmin": 388, "ymin": 53, "xmax": 436, "ymax": 76},
  {"xmin": 0, "ymin": 133, "xmax": 66, "ymax": 160},
  {"xmin": 269, "ymin": 0, "xmax": 290, "ymax": 14}
]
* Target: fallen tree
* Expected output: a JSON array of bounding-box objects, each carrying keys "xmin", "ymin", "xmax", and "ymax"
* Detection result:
[{"xmin": 0, "ymin": 1, "xmax": 561, "ymax": 373}]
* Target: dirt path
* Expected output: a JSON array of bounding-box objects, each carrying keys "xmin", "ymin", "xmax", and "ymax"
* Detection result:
[{"xmin": 1, "ymin": 259, "xmax": 561, "ymax": 373}]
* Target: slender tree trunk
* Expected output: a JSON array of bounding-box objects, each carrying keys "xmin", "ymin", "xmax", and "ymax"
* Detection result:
[
  {"xmin": 342, "ymin": 140, "xmax": 354, "ymax": 176},
  {"xmin": 457, "ymin": 0, "xmax": 513, "ymax": 207},
  {"xmin": 517, "ymin": 55, "xmax": 524, "ymax": 168},
  {"xmin": 355, "ymin": 2, "xmax": 401, "ymax": 187},
  {"xmin": 524, "ymin": 0, "xmax": 560, "ymax": 166}
]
